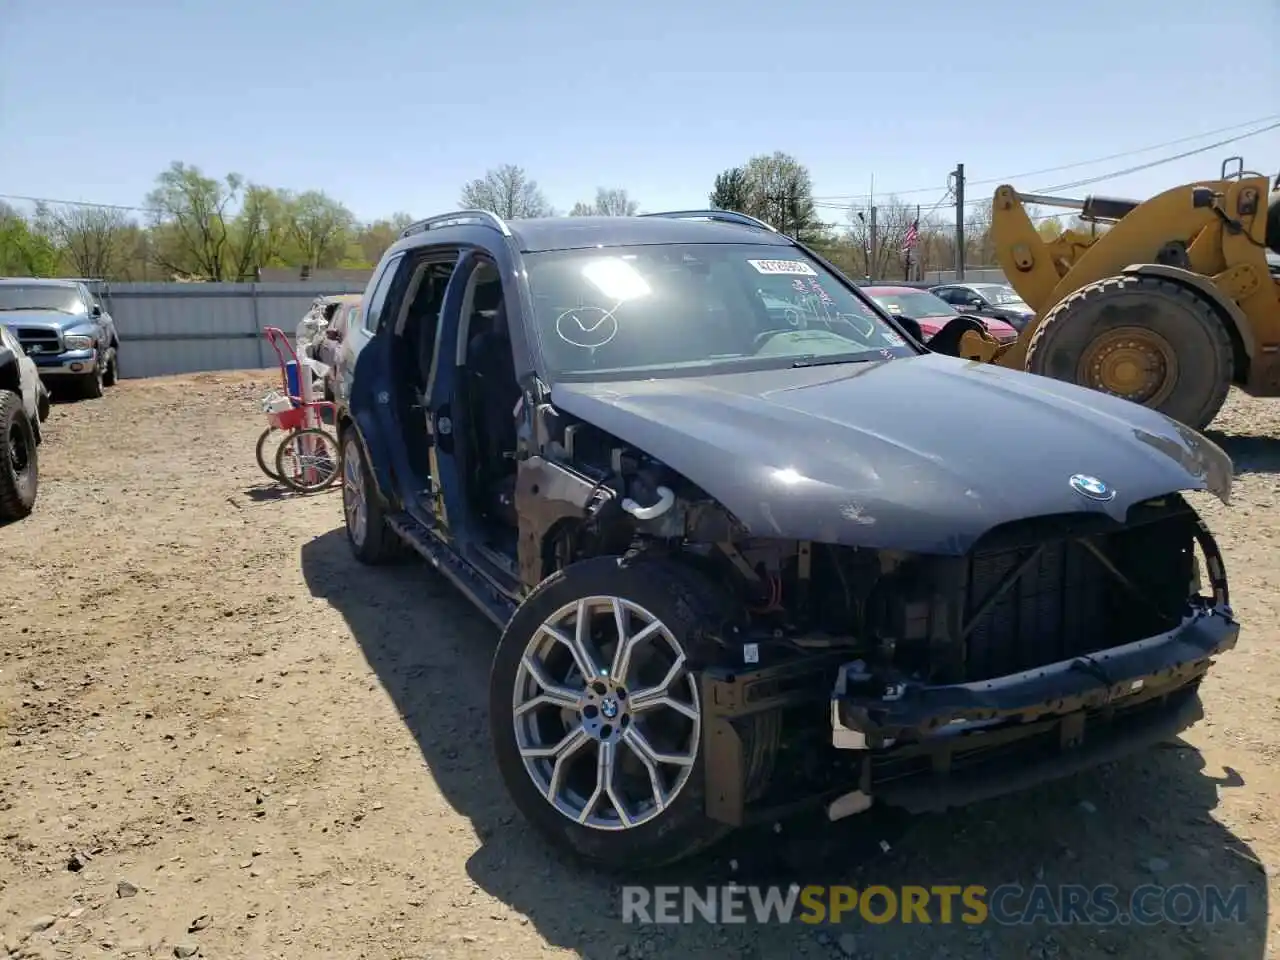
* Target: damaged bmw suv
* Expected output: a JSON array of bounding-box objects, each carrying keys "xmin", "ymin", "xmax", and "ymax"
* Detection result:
[{"xmin": 337, "ymin": 207, "xmax": 1239, "ymax": 870}]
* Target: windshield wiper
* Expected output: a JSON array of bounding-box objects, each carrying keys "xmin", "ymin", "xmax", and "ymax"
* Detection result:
[{"xmin": 790, "ymin": 354, "xmax": 878, "ymax": 368}]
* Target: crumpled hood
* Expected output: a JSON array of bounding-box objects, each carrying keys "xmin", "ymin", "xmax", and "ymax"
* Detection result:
[{"xmin": 550, "ymin": 353, "xmax": 1233, "ymax": 555}]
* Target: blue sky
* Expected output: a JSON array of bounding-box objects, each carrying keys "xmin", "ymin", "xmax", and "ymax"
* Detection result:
[{"xmin": 1, "ymin": 0, "xmax": 1277, "ymax": 228}]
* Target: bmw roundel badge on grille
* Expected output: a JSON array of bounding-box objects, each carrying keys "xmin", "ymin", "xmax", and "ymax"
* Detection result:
[{"xmin": 1069, "ymin": 474, "xmax": 1115, "ymax": 502}]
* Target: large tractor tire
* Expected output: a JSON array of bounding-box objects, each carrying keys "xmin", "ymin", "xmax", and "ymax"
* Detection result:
[{"xmin": 1024, "ymin": 274, "xmax": 1234, "ymax": 430}]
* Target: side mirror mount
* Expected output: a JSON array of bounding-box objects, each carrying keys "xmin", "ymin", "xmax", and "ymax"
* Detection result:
[{"xmin": 893, "ymin": 316, "xmax": 924, "ymax": 344}]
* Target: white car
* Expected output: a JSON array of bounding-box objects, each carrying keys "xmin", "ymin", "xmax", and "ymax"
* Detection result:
[{"xmin": 0, "ymin": 323, "xmax": 45, "ymax": 521}]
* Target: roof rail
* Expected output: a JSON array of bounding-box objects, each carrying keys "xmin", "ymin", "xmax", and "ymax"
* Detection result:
[
  {"xmin": 399, "ymin": 209, "xmax": 513, "ymax": 239},
  {"xmin": 640, "ymin": 209, "xmax": 779, "ymax": 233}
]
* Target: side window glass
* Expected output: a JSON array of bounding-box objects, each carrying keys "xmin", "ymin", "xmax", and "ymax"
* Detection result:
[{"xmin": 363, "ymin": 256, "xmax": 404, "ymax": 333}]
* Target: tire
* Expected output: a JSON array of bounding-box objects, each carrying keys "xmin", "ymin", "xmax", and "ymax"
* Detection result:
[
  {"xmin": 255, "ymin": 426, "xmax": 282, "ymax": 481},
  {"xmin": 36, "ymin": 385, "xmax": 50, "ymax": 423},
  {"xmin": 79, "ymin": 363, "xmax": 105, "ymax": 400},
  {"xmin": 274, "ymin": 427, "xmax": 340, "ymax": 493},
  {"xmin": 340, "ymin": 430, "xmax": 403, "ymax": 564},
  {"xmin": 1024, "ymin": 274, "xmax": 1233, "ymax": 430},
  {"xmin": 489, "ymin": 555, "xmax": 778, "ymax": 871},
  {"xmin": 102, "ymin": 348, "xmax": 118, "ymax": 387},
  {"xmin": 0, "ymin": 389, "xmax": 38, "ymax": 522}
]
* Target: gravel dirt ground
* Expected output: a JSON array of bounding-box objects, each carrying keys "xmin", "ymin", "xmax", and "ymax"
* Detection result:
[{"xmin": 1, "ymin": 371, "xmax": 1278, "ymax": 960}]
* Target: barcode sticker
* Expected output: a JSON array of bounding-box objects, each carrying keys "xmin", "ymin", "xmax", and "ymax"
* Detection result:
[{"xmin": 747, "ymin": 259, "xmax": 817, "ymax": 276}]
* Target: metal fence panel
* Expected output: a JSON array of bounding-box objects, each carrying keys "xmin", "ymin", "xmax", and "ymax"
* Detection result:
[{"xmin": 89, "ymin": 281, "xmax": 366, "ymax": 379}]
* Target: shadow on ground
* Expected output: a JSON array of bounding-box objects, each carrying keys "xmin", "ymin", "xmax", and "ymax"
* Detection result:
[
  {"xmin": 1207, "ymin": 429, "xmax": 1280, "ymax": 476},
  {"xmin": 301, "ymin": 528, "xmax": 1268, "ymax": 960}
]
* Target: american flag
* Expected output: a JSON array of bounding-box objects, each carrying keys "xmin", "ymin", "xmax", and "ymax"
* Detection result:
[{"xmin": 901, "ymin": 219, "xmax": 920, "ymax": 254}]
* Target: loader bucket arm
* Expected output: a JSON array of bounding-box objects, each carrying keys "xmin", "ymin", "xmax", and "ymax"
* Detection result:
[{"xmin": 990, "ymin": 177, "xmax": 1275, "ymax": 373}]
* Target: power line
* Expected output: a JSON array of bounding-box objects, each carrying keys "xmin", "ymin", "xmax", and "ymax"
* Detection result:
[
  {"xmin": 7, "ymin": 115, "xmax": 1277, "ymax": 232},
  {"xmin": 810, "ymin": 114, "xmax": 1280, "ymax": 201},
  {"xmin": 1037, "ymin": 120, "xmax": 1280, "ymax": 192},
  {"xmin": 0, "ymin": 192, "xmax": 153, "ymax": 214},
  {"xmin": 816, "ymin": 117, "xmax": 1280, "ymax": 221}
]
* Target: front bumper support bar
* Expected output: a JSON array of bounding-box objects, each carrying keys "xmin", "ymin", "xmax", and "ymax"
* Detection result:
[{"xmin": 832, "ymin": 605, "xmax": 1238, "ymax": 746}]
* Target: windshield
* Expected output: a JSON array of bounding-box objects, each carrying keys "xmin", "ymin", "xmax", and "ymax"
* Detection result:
[
  {"xmin": 865, "ymin": 289, "xmax": 957, "ymax": 320},
  {"xmin": 0, "ymin": 284, "xmax": 84, "ymax": 314},
  {"xmin": 972, "ymin": 283, "xmax": 1026, "ymax": 306},
  {"xmin": 523, "ymin": 243, "xmax": 915, "ymax": 381}
]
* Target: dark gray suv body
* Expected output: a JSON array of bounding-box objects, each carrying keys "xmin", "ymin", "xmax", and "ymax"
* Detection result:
[{"xmin": 335, "ymin": 208, "xmax": 1239, "ymax": 871}]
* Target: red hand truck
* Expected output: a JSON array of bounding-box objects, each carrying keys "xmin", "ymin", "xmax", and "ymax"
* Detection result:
[{"xmin": 254, "ymin": 326, "xmax": 341, "ymax": 492}]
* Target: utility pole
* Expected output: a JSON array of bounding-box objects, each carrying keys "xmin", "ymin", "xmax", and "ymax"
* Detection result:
[
  {"xmin": 869, "ymin": 205, "xmax": 878, "ymax": 283},
  {"xmin": 953, "ymin": 162, "xmax": 966, "ymax": 281},
  {"xmin": 856, "ymin": 212, "xmax": 870, "ymax": 282},
  {"xmin": 914, "ymin": 203, "xmax": 921, "ymax": 281}
]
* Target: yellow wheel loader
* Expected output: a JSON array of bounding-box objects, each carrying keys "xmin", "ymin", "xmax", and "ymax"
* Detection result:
[{"xmin": 955, "ymin": 158, "xmax": 1280, "ymax": 430}]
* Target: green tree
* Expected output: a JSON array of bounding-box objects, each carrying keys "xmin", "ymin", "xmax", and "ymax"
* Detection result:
[
  {"xmin": 746, "ymin": 152, "xmax": 821, "ymax": 240},
  {"xmin": 34, "ymin": 202, "xmax": 134, "ymax": 279},
  {"xmin": 145, "ymin": 161, "xmax": 242, "ymax": 279},
  {"xmin": 709, "ymin": 153, "xmax": 821, "ymax": 240},
  {"xmin": 285, "ymin": 190, "xmax": 356, "ymax": 271},
  {"xmin": 0, "ymin": 203, "xmax": 58, "ymax": 276},
  {"xmin": 229, "ymin": 185, "xmax": 293, "ymax": 280},
  {"xmin": 569, "ymin": 187, "xmax": 639, "ymax": 217},
  {"xmin": 460, "ymin": 164, "xmax": 551, "ymax": 219},
  {"xmin": 709, "ymin": 167, "xmax": 750, "ymax": 212},
  {"xmin": 356, "ymin": 213, "xmax": 414, "ymax": 265}
]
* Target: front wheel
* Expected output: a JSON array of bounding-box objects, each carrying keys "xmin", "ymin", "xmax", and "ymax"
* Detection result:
[
  {"xmin": 102, "ymin": 348, "xmax": 119, "ymax": 387},
  {"xmin": 0, "ymin": 389, "xmax": 38, "ymax": 522},
  {"xmin": 79, "ymin": 363, "xmax": 105, "ymax": 400},
  {"xmin": 490, "ymin": 556, "xmax": 774, "ymax": 871}
]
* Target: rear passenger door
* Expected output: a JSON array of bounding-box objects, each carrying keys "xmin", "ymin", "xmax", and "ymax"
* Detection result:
[{"xmin": 345, "ymin": 254, "xmax": 406, "ymax": 499}]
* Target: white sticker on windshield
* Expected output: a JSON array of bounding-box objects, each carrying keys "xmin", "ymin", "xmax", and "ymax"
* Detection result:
[{"xmin": 747, "ymin": 259, "xmax": 817, "ymax": 276}]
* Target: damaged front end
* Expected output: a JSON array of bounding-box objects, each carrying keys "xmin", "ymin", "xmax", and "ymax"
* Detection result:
[{"xmin": 698, "ymin": 493, "xmax": 1238, "ymax": 827}]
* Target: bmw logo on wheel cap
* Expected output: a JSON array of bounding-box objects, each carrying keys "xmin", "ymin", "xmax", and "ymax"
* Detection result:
[{"xmin": 1069, "ymin": 474, "xmax": 1115, "ymax": 502}]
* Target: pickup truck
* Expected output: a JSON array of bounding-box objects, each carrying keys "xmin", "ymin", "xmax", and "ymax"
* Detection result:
[{"xmin": 0, "ymin": 277, "xmax": 120, "ymax": 399}]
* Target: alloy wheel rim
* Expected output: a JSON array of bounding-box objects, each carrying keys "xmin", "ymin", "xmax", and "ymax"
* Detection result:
[
  {"xmin": 342, "ymin": 440, "xmax": 367, "ymax": 546},
  {"xmin": 512, "ymin": 596, "xmax": 700, "ymax": 831}
]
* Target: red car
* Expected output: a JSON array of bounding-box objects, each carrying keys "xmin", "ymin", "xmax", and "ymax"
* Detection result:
[{"xmin": 862, "ymin": 285, "xmax": 1018, "ymax": 344}]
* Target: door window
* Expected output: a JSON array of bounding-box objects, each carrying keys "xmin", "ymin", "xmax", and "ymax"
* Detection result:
[{"xmin": 363, "ymin": 255, "xmax": 405, "ymax": 334}]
